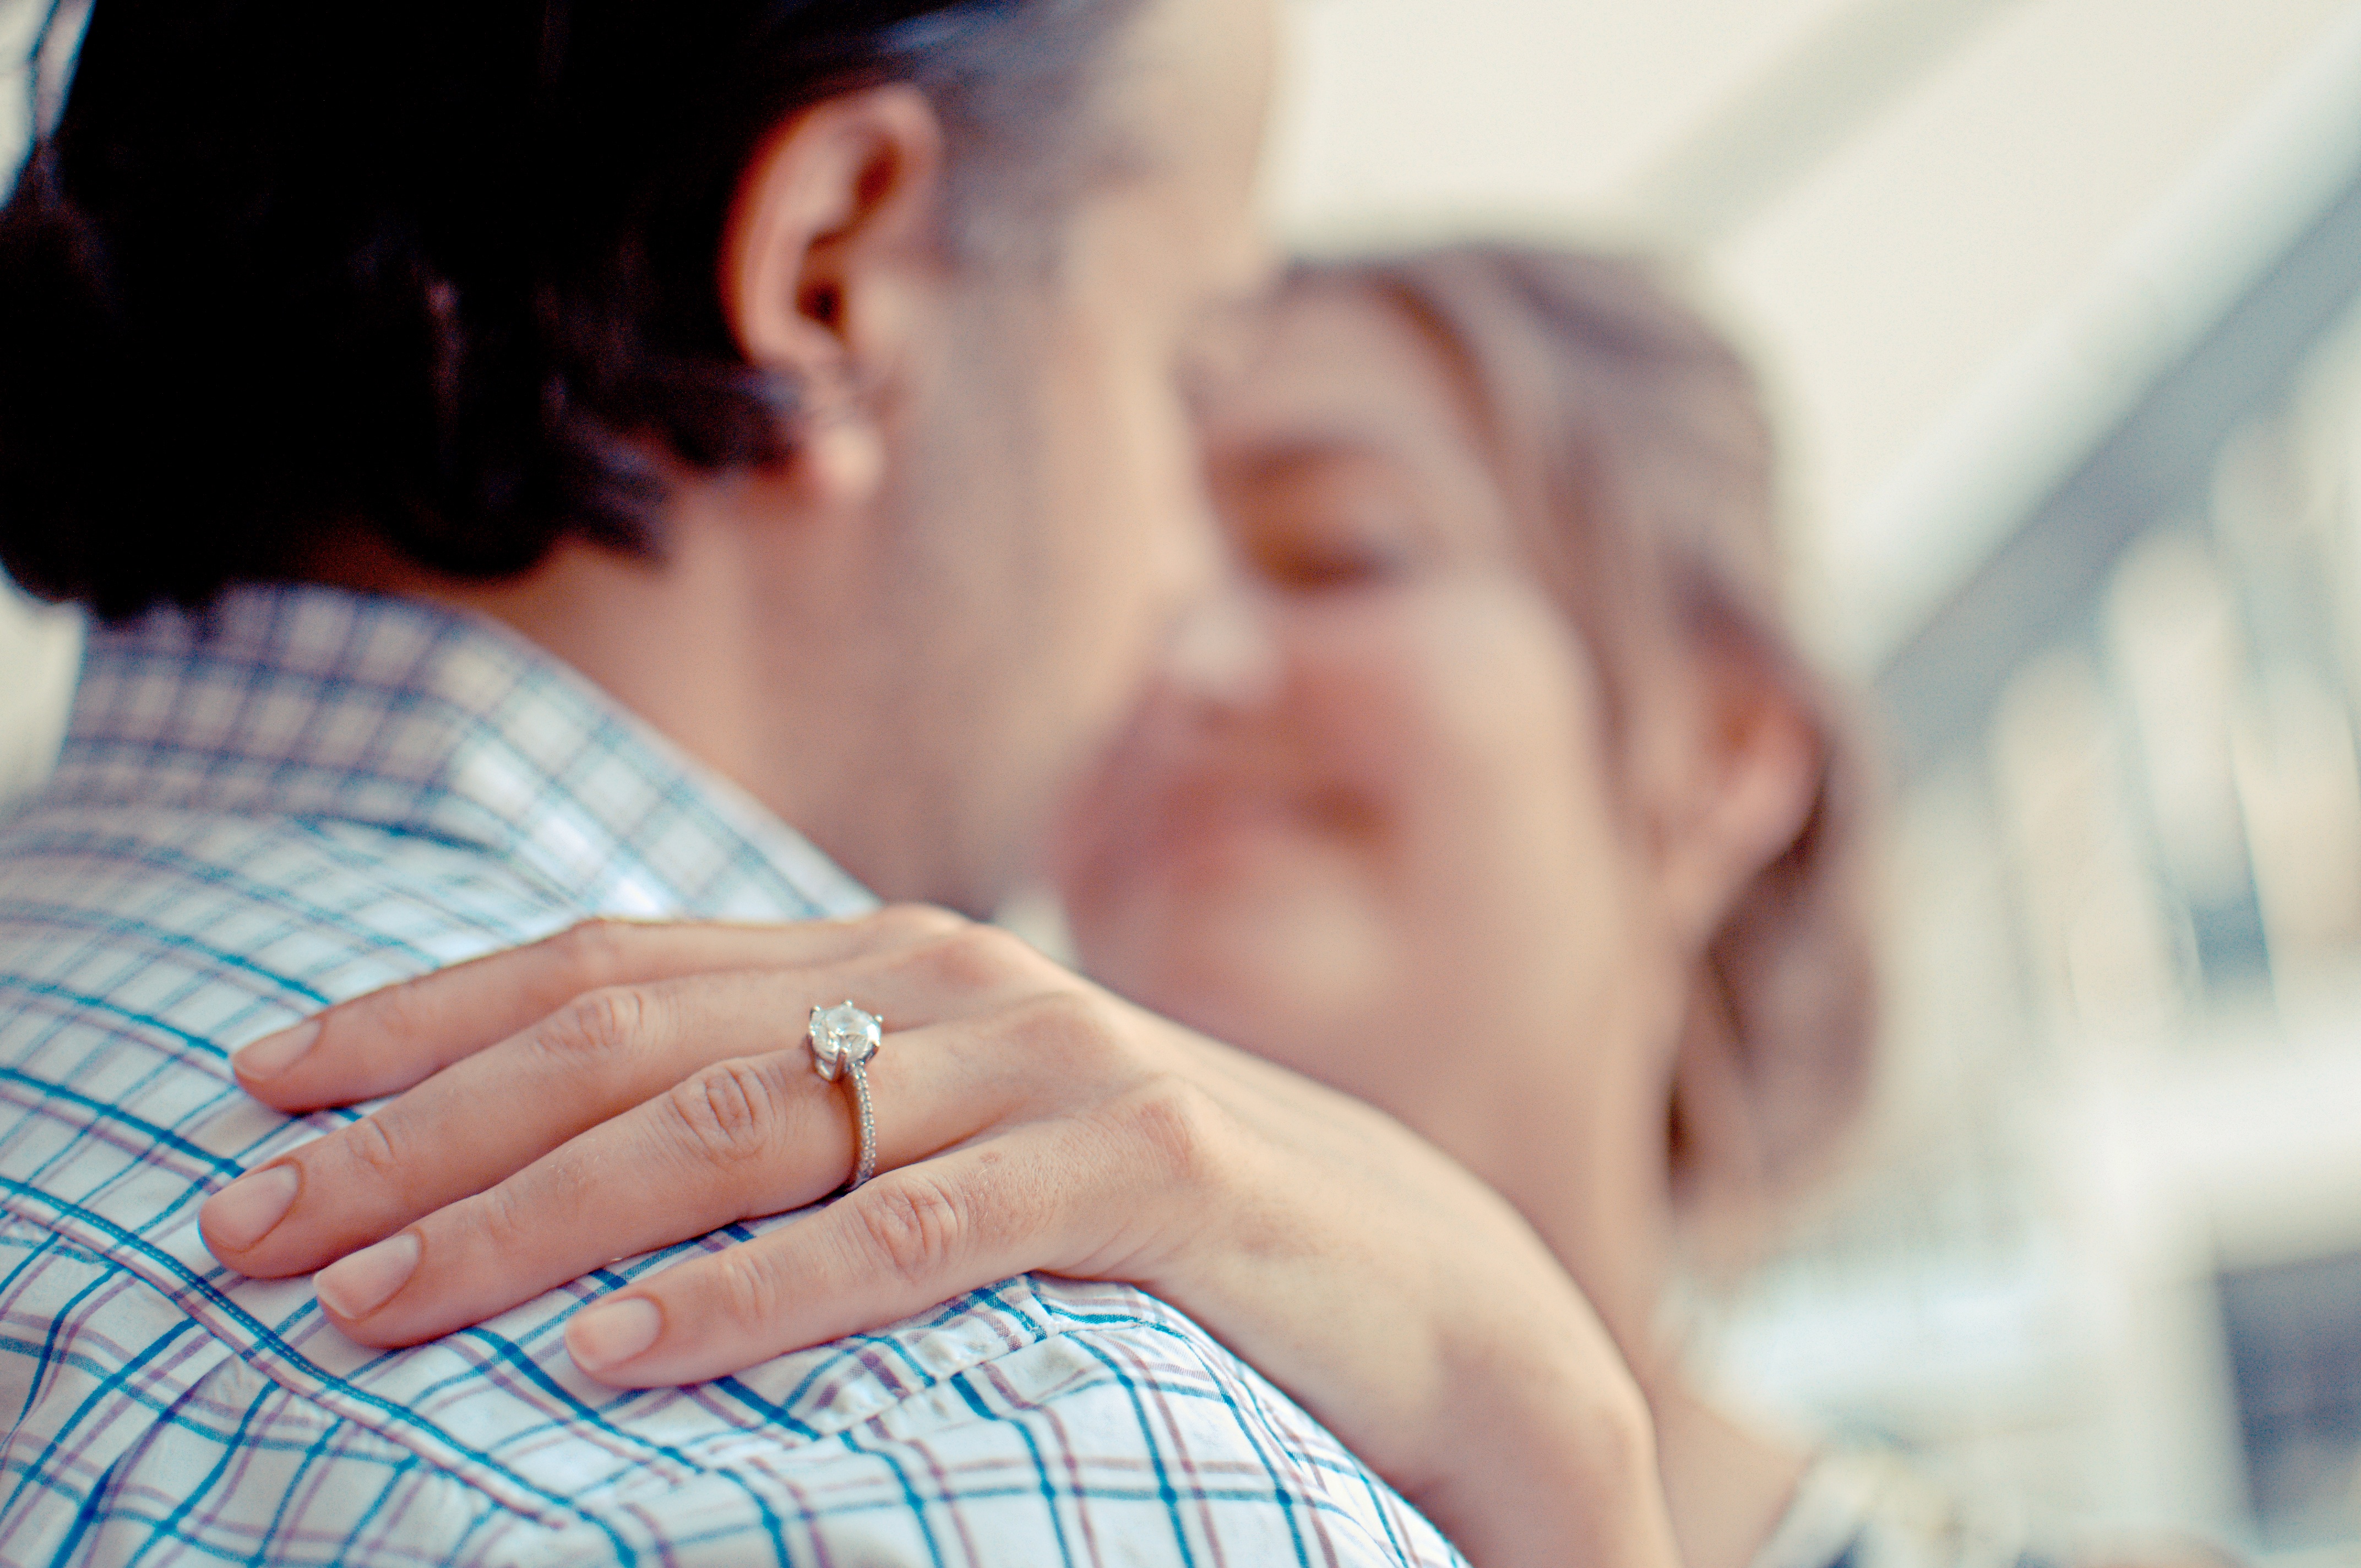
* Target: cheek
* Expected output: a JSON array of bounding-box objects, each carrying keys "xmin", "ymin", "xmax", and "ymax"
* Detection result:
[
  {"xmin": 1015, "ymin": 307, "xmax": 1218, "ymax": 774},
  {"xmin": 1086, "ymin": 350, "xmax": 1206, "ymax": 601},
  {"xmin": 1314, "ymin": 586, "xmax": 1653, "ymax": 1009},
  {"xmin": 1036, "ymin": 202, "xmax": 1225, "ymax": 632},
  {"xmin": 1311, "ymin": 582, "xmax": 1619, "ymax": 865}
]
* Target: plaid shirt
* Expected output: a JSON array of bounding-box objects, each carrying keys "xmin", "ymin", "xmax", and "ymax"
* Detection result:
[{"xmin": 0, "ymin": 586, "xmax": 1463, "ymax": 1567}]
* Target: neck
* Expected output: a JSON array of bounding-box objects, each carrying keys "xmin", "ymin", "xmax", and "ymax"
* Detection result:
[
  {"xmin": 444, "ymin": 543, "xmax": 784, "ymax": 798},
  {"xmin": 304, "ymin": 521, "xmax": 787, "ymax": 826},
  {"xmin": 1644, "ymin": 1375, "xmax": 1808, "ymax": 1568},
  {"xmin": 1487, "ymin": 1149, "xmax": 1805, "ymax": 1568},
  {"xmin": 306, "ymin": 498, "xmax": 972, "ymax": 906},
  {"xmin": 426, "ymin": 536, "xmax": 775, "ymax": 794},
  {"xmin": 1468, "ymin": 1000, "xmax": 1804, "ymax": 1568},
  {"xmin": 1553, "ymin": 1218, "xmax": 1802, "ymax": 1568}
]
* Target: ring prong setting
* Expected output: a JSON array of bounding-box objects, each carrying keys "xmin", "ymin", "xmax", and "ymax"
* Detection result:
[{"xmin": 808, "ymin": 1000, "xmax": 882, "ymax": 1082}]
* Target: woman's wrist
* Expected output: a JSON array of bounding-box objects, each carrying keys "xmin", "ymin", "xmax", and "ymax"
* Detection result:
[{"xmin": 1409, "ymin": 1293, "xmax": 1681, "ymax": 1568}]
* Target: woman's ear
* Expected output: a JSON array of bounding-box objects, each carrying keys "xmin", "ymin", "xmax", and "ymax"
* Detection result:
[
  {"xmin": 719, "ymin": 84, "xmax": 948, "ymax": 510},
  {"xmin": 1650, "ymin": 622, "xmax": 1825, "ymax": 949}
]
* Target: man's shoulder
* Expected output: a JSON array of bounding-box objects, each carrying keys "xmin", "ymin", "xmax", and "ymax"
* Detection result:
[
  {"xmin": 0, "ymin": 796, "xmax": 579, "ymax": 1114},
  {"xmin": 263, "ymin": 1260, "xmax": 1459, "ymax": 1564},
  {"xmin": 0, "ymin": 803, "xmax": 1464, "ymax": 1566},
  {"xmin": 0, "ymin": 793, "xmax": 581, "ymax": 1008},
  {"xmin": 0, "ymin": 797, "xmax": 581, "ymax": 1562},
  {"xmin": 0, "ymin": 794, "xmax": 573, "ymax": 1211},
  {"xmin": 0, "ymin": 1202, "xmax": 1462, "ymax": 1566}
]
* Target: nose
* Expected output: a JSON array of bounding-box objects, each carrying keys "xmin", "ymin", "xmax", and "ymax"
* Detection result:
[{"xmin": 1160, "ymin": 576, "xmax": 1281, "ymax": 712}]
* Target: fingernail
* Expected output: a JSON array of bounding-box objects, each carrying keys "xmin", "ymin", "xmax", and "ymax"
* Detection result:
[
  {"xmin": 568, "ymin": 1298, "xmax": 662, "ymax": 1372},
  {"xmin": 314, "ymin": 1232, "xmax": 421, "ymax": 1320},
  {"xmin": 201, "ymin": 1164, "xmax": 301, "ymax": 1251},
  {"xmin": 233, "ymin": 1019, "xmax": 322, "ymax": 1081}
]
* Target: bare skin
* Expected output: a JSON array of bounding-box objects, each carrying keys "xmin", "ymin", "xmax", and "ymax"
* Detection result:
[
  {"xmin": 204, "ymin": 911, "xmax": 1680, "ymax": 1568},
  {"xmin": 195, "ymin": 4, "xmax": 1692, "ymax": 1566},
  {"xmin": 372, "ymin": 0, "xmax": 1275, "ymax": 917},
  {"xmin": 1054, "ymin": 285, "xmax": 1827, "ymax": 1568},
  {"xmin": 195, "ymin": 290, "xmax": 1820, "ymax": 1566}
]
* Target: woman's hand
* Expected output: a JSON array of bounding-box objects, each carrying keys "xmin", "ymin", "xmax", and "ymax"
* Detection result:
[{"xmin": 199, "ymin": 908, "xmax": 1678, "ymax": 1568}]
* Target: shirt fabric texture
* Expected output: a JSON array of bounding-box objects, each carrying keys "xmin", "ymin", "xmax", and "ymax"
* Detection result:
[{"xmin": 0, "ymin": 585, "xmax": 1465, "ymax": 1567}]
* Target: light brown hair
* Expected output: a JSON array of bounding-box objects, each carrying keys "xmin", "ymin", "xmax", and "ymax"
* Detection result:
[{"xmin": 1301, "ymin": 244, "xmax": 1879, "ymax": 1230}]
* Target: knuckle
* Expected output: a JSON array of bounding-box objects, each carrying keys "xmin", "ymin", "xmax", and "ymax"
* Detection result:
[
  {"xmin": 663, "ymin": 1057, "xmax": 790, "ymax": 1168},
  {"xmin": 914, "ymin": 921, "xmax": 1052, "ymax": 994},
  {"xmin": 868, "ymin": 903, "xmax": 969, "ymax": 945},
  {"xmin": 337, "ymin": 1113, "xmax": 408, "ymax": 1187},
  {"xmin": 468, "ymin": 1177, "xmax": 539, "ymax": 1254},
  {"xmin": 852, "ymin": 1173, "xmax": 967, "ymax": 1287},
  {"xmin": 553, "ymin": 919, "xmax": 634, "ymax": 992},
  {"xmin": 1104, "ymin": 1076, "xmax": 1222, "ymax": 1190},
  {"xmin": 708, "ymin": 1243, "xmax": 791, "ymax": 1336},
  {"xmin": 362, "ymin": 972, "xmax": 437, "ymax": 1047},
  {"xmin": 1008, "ymin": 988, "xmax": 1131, "ymax": 1077},
  {"xmin": 534, "ymin": 985, "xmax": 655, "ymax": 1068}
]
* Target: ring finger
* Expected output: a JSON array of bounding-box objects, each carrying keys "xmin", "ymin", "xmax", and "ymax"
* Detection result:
[
  {"xmin": 201, "ymin": 937, "xmax": 1057, "ymax": 1280},
  {"xmin": 308, "ymin": 1003, "xmax": 1060, "ymax": 1346}
]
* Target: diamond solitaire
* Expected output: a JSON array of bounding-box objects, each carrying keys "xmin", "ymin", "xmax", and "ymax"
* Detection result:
[{"xmin": 809, "ymin": 1000, "xmax": 882, "ymax": 1081}]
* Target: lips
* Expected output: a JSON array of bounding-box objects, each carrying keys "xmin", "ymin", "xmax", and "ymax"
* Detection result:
[{"xmin": 1080, "ymin": 765, "xmax": 1379, "ymax": 886}]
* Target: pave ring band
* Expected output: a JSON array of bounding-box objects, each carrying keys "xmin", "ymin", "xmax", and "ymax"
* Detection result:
[{"xmin": 807, "ymin": 1000, "xmax": 884, "ymax": 1192}]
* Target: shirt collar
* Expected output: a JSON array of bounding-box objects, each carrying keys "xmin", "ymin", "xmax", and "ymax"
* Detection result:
[{"xmin": 48, "ymin": 584, "xmax": 875, "ymax": 921}]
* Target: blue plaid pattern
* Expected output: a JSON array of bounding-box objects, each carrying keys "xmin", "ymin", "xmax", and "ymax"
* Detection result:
[{"xmin": 0, "ymin": 586, "xmax": 1463, "ymax": 1567}]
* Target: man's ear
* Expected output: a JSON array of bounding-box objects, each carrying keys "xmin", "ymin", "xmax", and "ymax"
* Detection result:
[
  {"xmin": 1651, "ymin": 625, "xmax": 1825, "ymax": 949},
  {"xmin": 719, "ymin": 84, "xmax": 948, "ymax": 508}
]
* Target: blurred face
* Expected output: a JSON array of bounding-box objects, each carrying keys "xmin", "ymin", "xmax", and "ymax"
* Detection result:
[
  {"xmin": 1054, "ymin": 286, "xmax": 1690, "ymax": 1288},
  {"xmin": 856, "ymin": 0, "xmax": 1279, "ymax": 912}
]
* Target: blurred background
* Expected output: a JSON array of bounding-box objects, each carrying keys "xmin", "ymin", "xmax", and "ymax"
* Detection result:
[
  {"xmin": 10, "ymin": 0, "xmax": 2361, "ymax": 1557},
  {"xmin": 1255, "ymin": 2, "xmax": 2361, "ymax": 1560}
]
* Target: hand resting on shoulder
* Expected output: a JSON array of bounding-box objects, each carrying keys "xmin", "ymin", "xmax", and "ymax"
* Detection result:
[{"xmin": 200, "ymin": 909, "xmax": 1680, "ymax": 1568}]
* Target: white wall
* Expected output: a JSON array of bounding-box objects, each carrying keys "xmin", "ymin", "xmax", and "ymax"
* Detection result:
[{"xmin": 1264, "ymin": 0, "xmax": 2361, "ymax": 652}]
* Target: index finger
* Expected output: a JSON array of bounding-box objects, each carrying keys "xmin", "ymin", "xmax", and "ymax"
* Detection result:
[{"xmin": 231, "ymin": 905, "xmax": 969, "ymax": 1112}]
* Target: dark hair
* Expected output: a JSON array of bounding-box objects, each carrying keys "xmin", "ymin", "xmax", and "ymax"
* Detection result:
[
  {"xmin": 0, "ymin": 0, "xmax": 1141, "ymax": 620},
  {"xmin": 1303, "ymin": 246, "xmax": 1879, "ymax": 1227}
]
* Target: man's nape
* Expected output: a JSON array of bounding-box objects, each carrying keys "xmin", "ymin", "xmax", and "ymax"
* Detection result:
[
  {"xmin": 0, "ymin": 0, "xmax": 1279, "ymax": 918},
  {"xmin": 0, "ymin": 2, "xmax": 1477, "ymax": 1564},
  {"xmin": 349, "ymin": 0, "xmax": 1281, "ymax": 919}
]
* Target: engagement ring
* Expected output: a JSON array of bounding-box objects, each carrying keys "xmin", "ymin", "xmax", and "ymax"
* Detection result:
[{"xmin": 808, "ymin": 1000, "xmax": 884, "ymax": 1192}]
